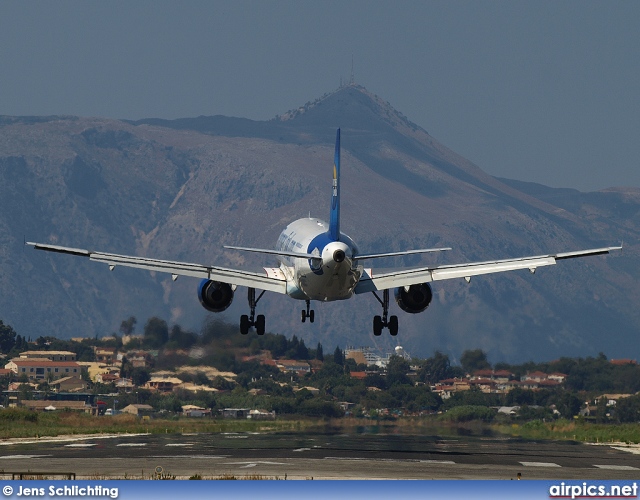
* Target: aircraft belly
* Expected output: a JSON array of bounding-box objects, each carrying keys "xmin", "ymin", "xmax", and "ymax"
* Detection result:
[{"xmin": 297, "ymin": 267, "xmax": 359, "ymax": 301}]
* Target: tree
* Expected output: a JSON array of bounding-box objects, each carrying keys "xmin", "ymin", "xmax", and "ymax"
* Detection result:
[
  {"xmin": 262, "ymin": 334, "xmax": 288, "ymax": 358},
  {"xmin": 143, "ymin": 317, "xmax": 169, "ymax": 348},
  {"xmin": 316, "ymin": 343, "xmax": 324, "ymax": 361},
  {"xmin": 119, "ymin": 316, "xmax": 137, "ymax": 336},
  {"xmin": 595, "ymin": 396, "xmax": 609, "ymax": 423},
  {"xmin": 443, "ymin": 405, "xmax": 495, "ymax": 422},
  {"xmin": 18, "ymin": 383, "xmax": 33, "ymax": 401},
  {"xmin": 35, "ymin": 335, "xmax": 60, "ymax": 348},
  {"xmin": 505, "ymin": 387, "xmax": 535, "ymax": 406},
  {"xmin": 0, "ymin": 320, "xmax": 17, "ymax": 353},
  {"xmin": 419, "ymin": 351, "xmax": 452, "ymax": 384},
  {"xmin": 615, "ymin": 394, "xmax": 640, "ymax": 423},
  {"xmin": 552, "ymin": 391, "xmax": 582, "ymax": 418},
  {"xmin": 386, "ymin": 355, "xmax": 412, "ymax": 386},
  {"xmin": 168, "ymin": 324, "xmax": 198, "ymax": 349},
  {"xmin": 333, "ymin": 346, "xmax": 344, "ymax": 366},
  {"xmin": 129, "ymin": 367, "xmax": 150, "ymax": 387},
  {"xmin": 295, "ymin": 338, "xmax": 310, "ymax": 360},
  {"xmin": 111, "ymin": 333, "xmax": 123, "ymax": 349},
  {"xmin": 460, "ymin": 349, "xmax": 491, "ymax": 374}
]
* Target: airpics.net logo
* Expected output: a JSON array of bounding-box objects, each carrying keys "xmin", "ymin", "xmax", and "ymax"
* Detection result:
[{"xmin": 550, "ymin": 482, "xmax": 638, "ymax": 499}]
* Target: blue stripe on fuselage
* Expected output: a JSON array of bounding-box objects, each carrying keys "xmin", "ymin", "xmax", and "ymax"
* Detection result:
[
  {"xmin": 307, "ymin": 231, "xmax": 334, "ymax": 275},
  {"xmin": 329, "ymin": 129, "xmax": 340, "ymax": 241}
]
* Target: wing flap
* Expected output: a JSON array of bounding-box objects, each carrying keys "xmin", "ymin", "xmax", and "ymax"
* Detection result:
[{"xmin": 355, "ymin": 247, "xmax": 452, "ymax": 260}]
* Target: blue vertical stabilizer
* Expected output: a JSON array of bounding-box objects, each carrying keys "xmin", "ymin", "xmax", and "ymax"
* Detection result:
[{"xmin": 329, "ymin": 128, "xmax": 341, "ymax": 241}]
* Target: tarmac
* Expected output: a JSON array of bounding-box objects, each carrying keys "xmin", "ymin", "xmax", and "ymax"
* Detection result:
[{"xmin": 1, "ymin": 432, "xmax": 640, "ymax": 480}]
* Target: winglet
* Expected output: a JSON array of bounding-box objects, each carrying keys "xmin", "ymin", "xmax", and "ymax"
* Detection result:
[{"xmin": 329, "ymin": 128, "xmax": 341, "ymax": 241}]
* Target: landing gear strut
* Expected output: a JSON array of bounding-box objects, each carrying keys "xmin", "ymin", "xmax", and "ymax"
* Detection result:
[
  {"xmin": 240, "ymin": 288, "xmax": 266, "ymax": 335},
  {"xmin": 301, "ymin": 300, "xmax": 315, "ymax": 323},
  {"xmin": 372, "ymin": 289, "xmax": 398, "ymax": 336}
]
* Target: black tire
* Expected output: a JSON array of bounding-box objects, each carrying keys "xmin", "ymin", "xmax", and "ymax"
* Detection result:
[
  {"xmin": 240, "ymin": 315, "xmax": 250, "ymax": 335},
  {"xmin": 256, "ymin": 314, "xmax": 266, "ymax": 335},
  {"xmin": 309, "ymin": 310, "xmax": 315, "ymax": 323},
  {"xmin": 373, "ymin": 315, "xmax": 383, "ymax": 336},
  {"xmin": 389, "ymin": 315, "xmax": 399, "ymax": 336},
  {"xmin": 301, "ymin": 310, "xmax": 306, "ymax": 323}
]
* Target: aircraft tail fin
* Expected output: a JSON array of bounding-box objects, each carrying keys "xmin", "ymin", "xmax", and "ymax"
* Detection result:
[{"xmin": 329, "ymin": 128, "xmax": 341, "ymax": 241}]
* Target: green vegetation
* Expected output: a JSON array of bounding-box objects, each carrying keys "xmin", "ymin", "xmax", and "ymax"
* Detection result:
[
  {"xmin": 440, "ymin": 405, "xmax": 495, "ymax": 423},
  {"xmin": 3, "ymin": 315, "xmax": 640, "ymax": 443},
  {"xmin": 495, "ymin": 419, "xmax": 640, "ymax": 444},
  {"xmin": 0, "ymin": 409, "xmax": 310, "ymax": 440}
]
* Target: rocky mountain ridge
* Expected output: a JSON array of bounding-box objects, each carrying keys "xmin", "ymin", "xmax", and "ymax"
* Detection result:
[{"xmin": 0, "ymin": 85, "xmax": 638, "ymax": 363}]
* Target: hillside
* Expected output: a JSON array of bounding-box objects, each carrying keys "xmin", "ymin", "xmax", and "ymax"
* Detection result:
[{"xmin": 0, "ymin": 85, "xmax": 638, "ymax": 363}]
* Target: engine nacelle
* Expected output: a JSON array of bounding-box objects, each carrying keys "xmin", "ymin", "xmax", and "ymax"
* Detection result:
[
  {"xmin": 198, "ymin": 279, "xmax": 234, "ymax": 312},
  {"xmin": 394, "ymin": 283, "xmax": 433, "ymax": 314}
]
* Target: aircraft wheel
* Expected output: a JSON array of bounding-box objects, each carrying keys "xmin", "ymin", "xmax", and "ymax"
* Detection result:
[
  {"xmin": 240, "ymin": 315, "xmax": 250, "ymax": 335},
  {"xmin": 301, "ymin": 310, "xmax": 306, "ymax": 323},
  {"xmin": 373, "ymin": 315, "xmax": 383, "ymax": 336},
  {"xmin": 256, "ymin": 315, "xmax": 266, "ymax": 335},
  {"xmin": 389, "ymin": 316, "xmax": 398, "ymax": 336},
  {"xmin": 309, "ymin": 310, "xmax": 315, "ymax": 323}
]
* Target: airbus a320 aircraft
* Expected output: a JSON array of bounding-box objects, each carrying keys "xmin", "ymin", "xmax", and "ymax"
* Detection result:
[{"xmin": 28, "ymin": 130, "xmax": 621, "ymax": 336}]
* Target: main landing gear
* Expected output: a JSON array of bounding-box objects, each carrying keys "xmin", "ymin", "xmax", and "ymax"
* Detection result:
[
  {"xmin": 372, "ymin": 289, "xmax": 398, "ymax": 336},
  {"xmin": 301, "ymin": 300, "xmax": 315, "ymax": 323},
  {"xmin": 240, "ymin": 288, "xmax": 266, "ymax": 335}
]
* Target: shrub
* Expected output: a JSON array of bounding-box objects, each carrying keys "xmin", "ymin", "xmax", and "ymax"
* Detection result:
[
  {"xmin": 441, "ymin": 405, "xmax": 495, "ymax": 422},
  {"xmin": 0, "ymin": 407, "xmax": 38, "ymax": 423}
]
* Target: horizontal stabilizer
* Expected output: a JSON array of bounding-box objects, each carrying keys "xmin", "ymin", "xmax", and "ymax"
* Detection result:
[
  {"xmin": 224, "ymin": 245, "xmax": 320, "ymax": 261},
  {"xmin": 355, "ymin": 247, "xmax": 452, "ymax": 260}
]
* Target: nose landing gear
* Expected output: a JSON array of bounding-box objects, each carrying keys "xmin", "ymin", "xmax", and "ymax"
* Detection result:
[{"xmin": 301, "ymin": 300, "xmax": 315, "ymax": 323}]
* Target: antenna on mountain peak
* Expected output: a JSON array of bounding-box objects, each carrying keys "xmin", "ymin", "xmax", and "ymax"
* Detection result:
[{"xmin": 349, "ymin": 55, "xmax": 355, "ymax": 86}]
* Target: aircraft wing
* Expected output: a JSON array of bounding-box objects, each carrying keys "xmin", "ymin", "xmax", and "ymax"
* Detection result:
[
  {"xmin": 354, "ymin": 246, "xmax": 622, "ymax": 294},
  {"xmin": 27, "ymin": 242, "xmax": 288, "ymax": 295}
]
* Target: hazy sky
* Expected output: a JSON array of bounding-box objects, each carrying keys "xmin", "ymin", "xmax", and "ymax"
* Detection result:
[{"xmin": 1, "ymin": 1, "xmax": 638, "ymax": 191}]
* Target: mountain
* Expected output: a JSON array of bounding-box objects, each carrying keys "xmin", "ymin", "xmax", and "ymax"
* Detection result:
[{"xmin": 1, "ymin": 85, "xmax": 638, "ymax": 363}]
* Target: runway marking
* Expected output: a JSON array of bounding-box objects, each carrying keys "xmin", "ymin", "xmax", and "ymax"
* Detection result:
[
  {"xmin": 116, "ymin": 443, "xmax": 147, "ymax": 447},
  {"xmin": 224, "ymin": 435, "xmax": 248, "ymax": 439},
  {"xmin": 165, "ymin": 443, "xmax": 194, "ymax": 447},
  {"xmin": 594, "ymin": 464, "xmax": 640, "ymax": 471},
  {"xmin": 611, "ymin": 446, "xmax": 640, "ymax": 455},
  {"xmin": 420, "ymin": 460, "xmax": 456, "ymax": 465},
  {"xmin": 520, "ymin": 461, "xmax": 561, "ymax": 467},
  {"xmin": 224, "ymin": 461, "xmax": 288, "ymax": 467},
  {"xmin": 0, "ymin": 455, "xmax": 51, "ymax": 459},
  {"xmin": 293, "ymin": 448, "xmax": 311, "ymax": 452},
  {"xmin": 65, "ymin": 443, "xmax": 96, "ymax": 448},
  {"xmin": 324, "ymin": 457, "xmax": 425, "ymax": 464},
  {"xmin": 0, "ymin": 433, "xmax": 148, "ymax": 446}
]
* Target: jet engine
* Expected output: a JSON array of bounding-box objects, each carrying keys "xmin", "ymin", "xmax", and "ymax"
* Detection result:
[
  {"xmin": 198, "ymin": 279, "xmax": 234, "ymax": 312},
  {"xmin": 394, "ymin": 283, "xmax": 433, "ymax": 314}
]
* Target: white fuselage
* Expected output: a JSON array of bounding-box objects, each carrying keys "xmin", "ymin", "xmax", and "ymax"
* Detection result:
[{"xmin": 275, "ymin": 218, "xmax": 363, "ymax": 302}]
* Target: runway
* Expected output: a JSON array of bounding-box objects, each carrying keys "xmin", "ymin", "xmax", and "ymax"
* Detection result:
[{"xmin": 1, "ymin": 432, "xmax": 639, "ymax": 480}]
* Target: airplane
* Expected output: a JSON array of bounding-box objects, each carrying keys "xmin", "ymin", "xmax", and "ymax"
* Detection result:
[{"xmin": 27, "ymin": 129, "xmax": 622, "ymax": 336}]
